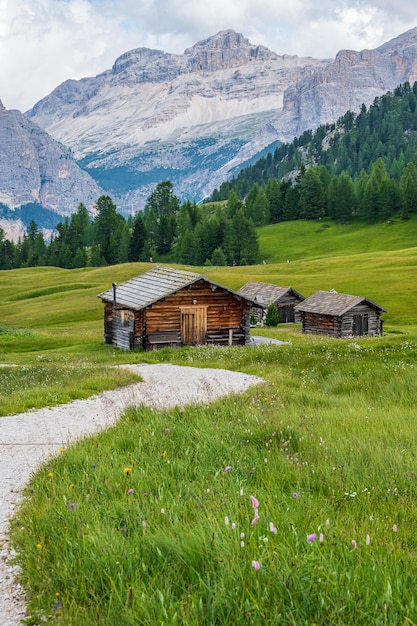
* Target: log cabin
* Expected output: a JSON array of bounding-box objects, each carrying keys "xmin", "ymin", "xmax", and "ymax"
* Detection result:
[
  {"xmin": 237, "ymin": 281, "xmax": 305, "ymax": 325},
  {"xmin": 98, "ymin": 266, "xmax": 262, "ymax": 350},
  {"xmin": 294, "ymin": 290, "xmax": 387, "ymax": 338}
]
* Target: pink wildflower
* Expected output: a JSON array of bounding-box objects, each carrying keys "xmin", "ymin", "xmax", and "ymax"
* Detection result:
[
  {"xmin": 224, "ymin": 466, "xmax": 232, "ymax": 472},
  {"xmin": 269, "ymin": 522, "xmax": 277, "ymax": 535},
  {"xmin": 251, "ymin": 514, "xmax": 260, "ymax": 526},
  {"xmin": 127, "ymin": 488, "xmax": 134, "ymax": 495},
  {"xmin": 393, "ymin": 524, "xmax": 398, "ymax": 532},
  {"xmin": 251, "ymin": 560, "xmax": 260, "ymax": 570},
  {"xmin": 250, "ymin": 495, "xmax": 259, "ymax": 510},
  {"xmin": 307, "ymin": 533, "xmax": 316, "ymax": 544},
  {"xmin": 351, "ymin": 540, "xmax": 357, "ymax": 549}
]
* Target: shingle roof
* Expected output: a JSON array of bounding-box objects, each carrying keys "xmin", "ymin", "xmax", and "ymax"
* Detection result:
[
  {"xmin": 98, "ymin": 266, "xmax": 203, "ymax": 311},
  {"xmin": 238, "ymin": 281, "xmax": 304, "ymax": 307},
  {"xmin": 98, "ymin": 266, "xmax": 262, "ymax": 311},
  {"xmin": 294, "ymin": 290, "xmax": 387, "ymax": 316}
]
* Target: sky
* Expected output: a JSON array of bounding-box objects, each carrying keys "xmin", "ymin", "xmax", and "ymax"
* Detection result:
[{"xmin": 1, "ymin": 0, "xmax": 417, "ymax": 112}]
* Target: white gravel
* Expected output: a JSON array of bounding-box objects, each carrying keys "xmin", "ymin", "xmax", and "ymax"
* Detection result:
[{"xmin": 0, "ymin": 363, "xmax": 263, "ymax": 625}]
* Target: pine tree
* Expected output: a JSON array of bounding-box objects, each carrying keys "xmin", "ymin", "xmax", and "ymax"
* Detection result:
[{"xmin": 265, "ymin": 303, "xmax": 279, "ymax": 327}]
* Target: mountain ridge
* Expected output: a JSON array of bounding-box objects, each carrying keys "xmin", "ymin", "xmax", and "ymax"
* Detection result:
[{"xmin": 3, "ymin": 26, "xmax": 417, "ymax": 233}]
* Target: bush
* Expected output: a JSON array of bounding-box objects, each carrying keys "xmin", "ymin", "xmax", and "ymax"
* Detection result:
[{"xmin": 265, "ymin": 303, "xmax": 279, "ymax": 326}]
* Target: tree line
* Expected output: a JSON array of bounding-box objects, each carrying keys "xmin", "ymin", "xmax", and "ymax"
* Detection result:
[
  {"xmin": 0, "ymin": 181, "xmax": 260, "ymax": 270},
  {"xmin": 210, "ymin": 82, "xmax": 417, "ymax": 223}
]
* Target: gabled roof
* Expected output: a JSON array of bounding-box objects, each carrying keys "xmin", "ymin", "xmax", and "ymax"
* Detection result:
[
  {"xmin": 98, "ymin": 265, "xmax": 262, "ymax": 311},
  {"xmin": 238, "ymin": 281, "xmax": 305, "ymax": 307},
  {"xmin": 294, "ymin": 290, "xmax": 387, "ymax": 316}
]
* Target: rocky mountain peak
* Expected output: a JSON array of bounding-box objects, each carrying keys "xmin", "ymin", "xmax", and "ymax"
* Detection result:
[
  {"xmin": 0, "ymin": 99, "xmax": 5, "ymax": 112},
  {"xmin": 184, "ymin": 29, "xmax": 276, "ymax": 71}
]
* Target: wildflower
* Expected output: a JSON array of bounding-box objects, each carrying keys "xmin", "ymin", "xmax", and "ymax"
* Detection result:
[
  {"xmin": 206, "ymin": 488, "xmax": 210, "ymax": 493},
  {"xmin": 59, "ymin": 447, "xmax": 64, "ymax": 453},
  {"xmin": 319, "ymin": 533, "xmax": 324, "ymax": 543},
  {"xmin": 52, "ymin": 602, "xmax": 61, "ymax": 612},
  {"xmin": 366, "ymin": 534, "xmax": 371, "ymax": 545},
  {"xmin": 250, "ymin": 495, "xmax": 259, "ymax": 510},
  {"xmin": 224, "ymin": 466, "xmax": 232, "ymax": 472},
  {"xmin": 240, "ymin": 488, "xmax": 244, "ymax": 496},
  {"xmin": 370, "ymin": 515, "xmax": 374, "ymax": 521},
  {"xmin": 351, "ymin": 540, "xmax": 357, "ymax": 549},
  {"xmin": 161, "ymin": 508, "xmax": 165, "ymax": 514},
  {"xmin": 251, "ymin": 514, "xmax": 260, "ymax": 526},
  {"xmin": 240, "ymin": 541, "xmax": 245, "ymax": 548},
  {"xmin": 269, "ymin": 522, "xmax": 277, "ymax": 535},
  {"xmin": 127, "ymin": 488, "xmax": 134, "ymax": 495},
  {"xmin": 307, "ymin": 533, "xmax": 316, "ymax": 544},
  {"xmin": 393, "ymin": 524, "xmax": 398, "ymax": 532},
  {"xmin": 232, "ymin": 523, "xmax": 236, "ymax": 530},
  {"xmin": 292, "ymin": 492, "xmax": 299, "ymax": 498},
  {"xmin": 142, "ymin": 521, "xmax": 147, "ymax": 528},
  {"xmin": 240, "ymin": 532, "xmax": 245, "ymax": 539},
  {"xmin": 179, "ymin": 406, "xmax": 185, "ymax": 413},
  {"xmin": 326, "ymin": 519, "xmax": 330, "ymax": 526},
  {"xmin": 48, "ymin": 472, "xmax": 54, "ymax": 478},
  {"xmin": 224, "ymin": 516, "xmax": 230, "ymax": 526},
  {"xmin": 251, "ymin": 560, "xmax": 260, "ymax": 570},
  {"xmin": 123, "ymin": 467, "xmax": 132, "ymax": 475},
  {"xmin": 36, "ymin": 543, "xmax": 42, "ymax": 550}
]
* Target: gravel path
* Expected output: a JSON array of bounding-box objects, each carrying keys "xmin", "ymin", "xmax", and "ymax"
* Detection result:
[{"xmin": 0, "ymin": 364, "xmax": 263, "ymax": 625}]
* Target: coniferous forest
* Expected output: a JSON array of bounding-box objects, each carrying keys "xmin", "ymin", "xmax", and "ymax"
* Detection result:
[{"xmin": 2, "ymin": 82, "xmax": 417, "ymax": 270}]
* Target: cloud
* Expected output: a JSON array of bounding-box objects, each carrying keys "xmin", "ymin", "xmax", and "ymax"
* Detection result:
[{"xmin": 0, "ymin": 0, "xmax": 416, "ymax": 111}]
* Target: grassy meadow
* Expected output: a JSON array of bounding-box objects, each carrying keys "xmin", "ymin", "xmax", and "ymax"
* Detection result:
[{"xmin": 2, "ymin": 217, "xmax": 417, "ymax": 624}]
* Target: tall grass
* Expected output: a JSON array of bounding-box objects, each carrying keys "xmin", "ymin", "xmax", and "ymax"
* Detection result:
[{"xmin": 10, "ymin": 337, "xmax": 417, "ymax": 625}]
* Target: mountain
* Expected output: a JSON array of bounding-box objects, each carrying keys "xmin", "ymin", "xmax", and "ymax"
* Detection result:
[
  {"xmin": 0, "ymin": 100, "xmax": 103, "ymax": 240},
  {"xmin": 18, "ymin": 26, "xmax": 417, "ymax": 218},
  {"xmin": 25, "ymin": 30, "xmax": 328, "ymax": 209}
]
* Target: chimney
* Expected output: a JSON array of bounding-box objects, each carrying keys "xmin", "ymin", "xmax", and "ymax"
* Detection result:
[{"xmin": 112, "ymin": 282, "xmax": 117, "ymax": 309}]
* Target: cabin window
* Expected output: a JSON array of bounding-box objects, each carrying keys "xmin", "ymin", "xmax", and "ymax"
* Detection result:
[{"xmin": 120, "ymin": 310, "xmax": 134, "ymax": 329}]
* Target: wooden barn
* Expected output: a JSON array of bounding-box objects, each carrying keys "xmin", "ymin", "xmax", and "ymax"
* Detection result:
[
  {"xmin": 98, "ymin": 266, "xmax": 261, "ymax": 350},
  {"xmin": 294, "ymin": 290, "xmax": 387, "ymax": 338},
  {"xmin": 238, "ymin": 281, "xmax": 305, "ymax": 325}
]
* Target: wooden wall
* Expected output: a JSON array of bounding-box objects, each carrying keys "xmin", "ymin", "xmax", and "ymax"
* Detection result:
[
  {"xmin": 102, "ymin": 279, "xmax": 252, "ymax": 350},
  {"xmin": 300, "ymin": 303, "xmax": 383, "ymax": 338}
]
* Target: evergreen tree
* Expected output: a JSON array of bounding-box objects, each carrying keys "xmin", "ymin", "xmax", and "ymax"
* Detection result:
[
  {"xmin": 94, "ymin": 195, "xmax": 125, "ymax": 264},
  {"xmin": 400, "ymin": 162, "xmax": 417, "ymax": 218},
  {"xmin": 265, "ymin": 303, "xmax": 279, "ymax": 327},
  {"xmin": 128, "ymin": 212, "xmax": 147, "ymax": 262},
  {"xmin": 211, "ymin": 247, "xmax": 227, "ymax": 266}
]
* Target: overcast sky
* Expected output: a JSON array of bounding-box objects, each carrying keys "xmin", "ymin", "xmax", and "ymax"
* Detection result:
[{"xmin": 1, "ymin": 0, "xmax": 416, "ymax": 112}]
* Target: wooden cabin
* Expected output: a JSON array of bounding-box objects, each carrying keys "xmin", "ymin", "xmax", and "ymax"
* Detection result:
[
  {"xmin": 98, "ymin": 266, "xmax": 261, "ymax": 350},
  {"xmin": 294, "ymin": 290, "xmax": 387, "ymax": 338},
  {"xmin": 238, "ymin": 281, "xmax": 305, "ymax": 325}
]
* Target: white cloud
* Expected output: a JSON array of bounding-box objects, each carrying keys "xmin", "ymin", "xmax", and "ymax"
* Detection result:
[{"xmin": 0, "ymin": 0, "xmax": 416, "ymax": 111}]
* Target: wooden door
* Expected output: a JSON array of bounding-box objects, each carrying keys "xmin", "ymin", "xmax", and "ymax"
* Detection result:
[
  {"xmin": 279, "ymin": 305, "xmax": 294, "ymax": 323},
  {"xmin": 353, "ymin": 314, "xmax": 369, "ymax": 336},
  {"xmin": 180, "ymin": 307, "xmax": 207, "ymax": 345}
]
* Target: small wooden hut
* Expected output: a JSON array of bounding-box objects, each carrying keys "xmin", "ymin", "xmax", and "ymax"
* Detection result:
[
  {"xmin": 238, "ymin": 281, "xmax": 305, "ymax": 325},
  {"xmin": 294, "ymin": 290, "xmax": 387, "ymax": 338},
  {"xmin": 98, "ymin": 266, "xmax": 261, "ymax": 350}
]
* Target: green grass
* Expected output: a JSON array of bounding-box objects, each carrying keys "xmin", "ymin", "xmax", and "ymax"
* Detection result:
[
  {"xmin": 2, "ymin": 217, "xmax": 417, "ymax": 624},
  {"xmin": 10, "ymin": 339, "xmax": 417, "ymax": 625}
]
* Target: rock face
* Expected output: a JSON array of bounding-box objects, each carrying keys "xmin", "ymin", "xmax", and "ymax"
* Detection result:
[
  {"xmin": 26, "ymin": 30, "xmax": 328, "ymax": 209},
  {"xmin": 0, "ymin": 104, "xmax": 103, "ymax": 238},
  {"xmin": 14, "ymin": 26, "xmax": 417, "ymax": 219},
  {"xmin": 273, "ymin": 27, "xmax": 417, "ymax": 141}
]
